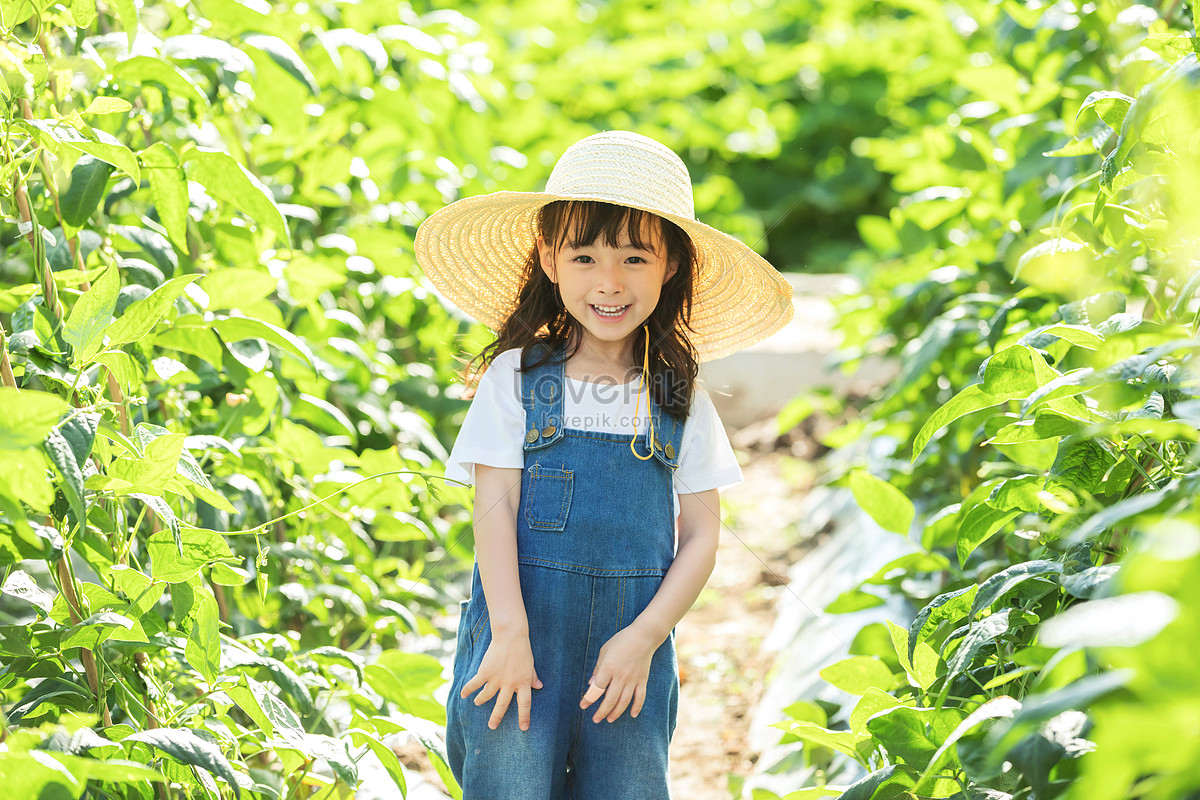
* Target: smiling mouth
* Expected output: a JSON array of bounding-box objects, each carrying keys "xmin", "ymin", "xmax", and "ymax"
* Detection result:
[{"xmin": 591, "ymin": 304, "xmax": 631, "ymax": 318}]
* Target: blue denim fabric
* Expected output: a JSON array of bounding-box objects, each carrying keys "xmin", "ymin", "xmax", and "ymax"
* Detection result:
[{"xmin": 446, "ymin": 345, "xmax": 685, "ymax": 799}]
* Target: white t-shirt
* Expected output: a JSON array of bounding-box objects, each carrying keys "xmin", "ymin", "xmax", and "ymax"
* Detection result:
[{"xmin": 445, "ymin": 348, "xmax": 743, "ymax": 518}]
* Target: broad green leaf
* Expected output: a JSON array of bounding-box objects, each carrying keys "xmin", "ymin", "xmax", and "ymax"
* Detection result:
[
  {"xmin": 60, "ymin": 610, "xmax": 135, "ymax": 650},
  {"xmin": 819, "ymin": 656, "xmax": 899, "ymax": 695},
  {"xmin": 988, "ymin": 411, "xmax": 1081, "ymax": 444},
  {"xmin": 909, "ymin": 585, "xmax": 977, "ymax": 663},
  {"xmin": 772, "ymin": 719, "xmax": 871, "ymax": 759},
  {"xmin": 984, "ymin": 474, "xmax": 1042, "ymax": 513},
  {"xmin": 917, "ymin": 695, "xmax": 1021, "ymax": 791},
  {"xmin": 886, "ymin": 620, "xmax": 939, "ymax": 689},
  {"xmin": 349, "ymin": 729, "xmax": 408, "ymax": 795},
  {"xmin": 241, "ymin": 34, "xmax": 319, "ymax": 94},
  {"xmin": 839, "ymin": 765, "xmax": 916, "ymax": 800},
  {"xmin": 140, "ymin": 142, "xmax": 191, "ymax": 255},
  {"xmin": 22, "ymin": 119, "xmax": 140, "ymax": 183},
  {"xmin": 913, "ymin": 383, "xmax": 1004, "ymax": 460},
  {"xmin": 63, "ymin": 264, "xmax": 119, "ymax": 364},
  {"xmin": 107, "ymin": 433, "xmax": 185, "ymax": 495},
  {"xmin": 848, "ymin": 688, "xmax": 903, "ymax": 735},
  {"xmin": 184, "ymin": 586, "xmax": 221, "ymax": 683},
  {"xmin": 70, "ymin": 0, "xmax": 96, "ymax": 27},
  {"xmin": 122, "ymin": 728, "xmax": 240, "ymax": 797},
  {"xmin": 945, "ymin": 609, "xmax": 1011, "ymax": 677},
  {"xmin": 211, "ymin": 315, "xmax": 315, "ymax": 369},
  {"xmin": 866, "ymin": 706, "xmax": 941, "ymax": 768},
  {"xmin": 957, "ymin": 502, "xmax": 1020, "ymax": 567},
  {"xmin": 81, "ymin": 96, "xmax": 132, "ymax": 115},
  {"xmin": 0, "ymin": 388, "xmax": 69, "ymax": 451},
  {"xmin": 109, "ymin": 0, "xmax": 137, "ymax": 48},
  {"xmin": 224, "ymin": 649, "xmax": 314, "ymax": 713},
  {"xmin": 147, "ymin": 528, "xmax": 235, "ymax": 583},
  {"xmin": 104, "ymin": 273, "xmax": 202, "ymax": 347},
  {"xmin": 109, "ymin": 56, "xmax": 209, "ymax": 110},
  {"xmin": 60, "ymin": 155, "xmax": 114, "ymax": 227},
  {"xmin": 1059, "ymin": 564, "xmax": 1119, "ymax": 599},
  {"xmin": 1076, "ymin": 90, "xmax": 1134, "ymax": 129},
  {"xmin": 848, "ymin": 469, "xmax": 914, "ymax": 535},
  {"xmin": 971, "ymin": 560, "xmax": 1062, "ymax": 619},
  {"xmin": 183, "ymin": 148, "xmax": 290, "ymax": 245},
  {"xmin": 203, "ymin": 268, "xmax": 278, "ymax": 310},
  {"xmin": 44, "ymin": 428, "xmax": 86, "ymax": 525}
]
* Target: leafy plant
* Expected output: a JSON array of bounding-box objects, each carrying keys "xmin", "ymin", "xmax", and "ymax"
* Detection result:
[{"xmin": 771, "ymin": 0, "xmax": 1200, "ymax": 798}]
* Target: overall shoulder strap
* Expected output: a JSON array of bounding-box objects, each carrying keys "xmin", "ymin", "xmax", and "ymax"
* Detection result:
[
  {"xmin": 648, "ymin": 397, "xmax": 684, "ymax": 470},
  {"xmin": 519, "ymin": 343, "xmax": 566, "ymax": 451}
]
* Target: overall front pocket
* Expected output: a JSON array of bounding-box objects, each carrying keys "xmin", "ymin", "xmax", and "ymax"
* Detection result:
[{"xmin": 522, "ymin": 465, "xmax": 573, "ymax": 531}]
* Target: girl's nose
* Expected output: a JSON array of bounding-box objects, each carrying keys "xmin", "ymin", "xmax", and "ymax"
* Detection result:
[{"xmin": 595, "ymin": 260, "xmax": 625, "ymax": 294}]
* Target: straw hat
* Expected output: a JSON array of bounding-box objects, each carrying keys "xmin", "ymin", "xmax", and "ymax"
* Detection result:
[{"xmin": 414, "ymin": 130, "xmax": 794, "ymax": 361}]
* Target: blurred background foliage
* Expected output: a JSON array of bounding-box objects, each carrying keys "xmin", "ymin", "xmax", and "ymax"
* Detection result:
[{"xmin": 1, "ymin": 0, "xmax": 1199, "ymax": 796}]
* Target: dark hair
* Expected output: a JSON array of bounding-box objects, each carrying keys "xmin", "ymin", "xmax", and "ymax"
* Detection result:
[{"xmin": 464, "ymin": 200, "xmax": 699, "ymax": 419}]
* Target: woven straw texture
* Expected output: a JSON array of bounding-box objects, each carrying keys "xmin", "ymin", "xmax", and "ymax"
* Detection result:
[{"xmin": 414, "ymin": 131, "xmax": 794, "ymax": 362}]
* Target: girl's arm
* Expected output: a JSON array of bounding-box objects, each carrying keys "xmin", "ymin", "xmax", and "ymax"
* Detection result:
[
  {"xmin": 460, "ymin": 464, "xmax": 544, "ymax": 731},
  {"xmin": 580, "ymin": 488, "xmax": 720, "ymax": 722},
  {"xmin": 472, "ymin": 464, "xmax": 527, "ymax": 637}
]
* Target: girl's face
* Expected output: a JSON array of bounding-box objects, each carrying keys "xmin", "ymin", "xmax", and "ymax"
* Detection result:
[{"xmin": 537, "ymin": 216, "xmax": 678, "ymax": 359}]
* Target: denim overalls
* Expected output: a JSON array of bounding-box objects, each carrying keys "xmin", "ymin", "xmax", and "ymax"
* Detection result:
[{"xmin": 446, "ymin": 345, "xmax": 685, "ymax": 799}]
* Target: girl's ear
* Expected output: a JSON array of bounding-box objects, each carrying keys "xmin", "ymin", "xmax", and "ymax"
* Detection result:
[
  {"xmin": 536, "ymin": 235, "xmax": 557, "ymax": 283},
  {"xmin": 663, "ymin": 260, "xmax": 679, "ymax": 284}
]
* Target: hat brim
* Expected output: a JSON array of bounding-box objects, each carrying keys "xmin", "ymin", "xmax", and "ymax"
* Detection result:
[{"xmin": 414, "ymin": 191, "xmax": 794, "ymax": 362}]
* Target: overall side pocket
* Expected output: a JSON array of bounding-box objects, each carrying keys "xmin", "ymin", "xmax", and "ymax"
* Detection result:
[{"xmin": 521, "ymin": 465, "xmax": 574, "ymax": 531}]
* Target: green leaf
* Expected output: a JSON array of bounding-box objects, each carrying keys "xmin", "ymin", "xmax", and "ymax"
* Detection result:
[
  {"xmin": 866, "ymin": 706, "xmax": 941, "ymax": 768},
  {"xmin": 104, "ymin": 273, "xmax": 202, "ymax": 347},
  {"xmin": 821, "ymin": 656, "xmax": 899, "ymax": 695},
  {"xmin": 916, "ymin": 695, "xmax": 1022, "ymax": 791},
  {"xmin": 147, "ymin": 528, "xmax": 235, "ymax": 583},
  {"xmin": 109, "ymin": 56, "xmax": 209, "ymax": 110},
  {"xmin": 241, "ymin": 34, "xmax": 319, "ymax": 94},
  {"xmin": 848, "ymin": 688, "xmax": 903, "ymax": 735},
  {"xmin": 107, "ymin": 432, "xmax": 185, "ymax": 495},
  {"xmin": 0, "ymin": 388, "xmax": 69, "ymax": 451},
  {"xmin": 60, "ymin": 155, "xmax": 115, "ymax": 227},
  {"xmin": 203, "ymin": 268, "xmax": 278, "ymax": 310},
  {"xmin": 957, "ymin": 502, "xmax": 1020, "ymax": 567},
  {"xmin": 182, "ymin": 148, "xmax": 290, "ymax": 245},
  {"xmin": 1039, "ymin": 591, "xmax": 1177, "ymax": 649},
  {"xmin": 211, "ymin": 315, "xmax": 315, "ymax": 369},
  {"xmin": 70, "ymin": 0, "xmax": 96, "ymax": 27},
  {"xmin": 22, "ymin": 119, "xmax": 140, "ymax": 183},
  {"xmin": 60, "ymin": 610, "xmax": 136, "ymax": 650},
  {"xmin": 140, "ymin": 142, "xmax": 191, "ymax": 255},
  {"xmin": 913, "ymin": 383, "xmax": 1005, "ymax": 461},
  {"xmin": 909, "ymin": 585, "xmax": 978, "ymax": 663},
  {"xmin": 848, "ymin": 469, "xmax": 914, "ymax": 535},
  {"xmin": 945, "ymin": 609, "xmax": 1011, "ymax": 677},
  {"xmin": 839, "ymin": 765, "xmax": 916, "ymax": 800},
  {"xmin": 971, "ymin": 560, "xmax": 1063, "ymax": 619},
  {"xmin": 63, "ymin": 264, "xmax": 119, "ymax": 365},
  {"xmin": 122, "ymin": 728, "xmax": 240, "ymax": 798},
  {"xmin": 44, "ymin": 428, "xmax": 86, "ymax": 525},
  {"xmin": 1076, "ymin": 90, "xmax": 1134, "ymax": 130},
  {"xmin": 349, "ymin": 730, "xmax": 408, "ymax": 795},
  {"xmin": 184, "ymin": 585, "xmax": 221, "ymax": 682},
  {"xmin": 989, "ymin": 411, "xmax": 1081, "ymax": 444},
  {"xmin": 131, "ymin": 493, "xmax": 181, "ymax": 544},
  {"xmin": 886, "ymin": 620, "xmax": 939, "ymax": 690},
  {"xmin": 773, "ymin": 719, "xmax": 871, "ymax": 759}
]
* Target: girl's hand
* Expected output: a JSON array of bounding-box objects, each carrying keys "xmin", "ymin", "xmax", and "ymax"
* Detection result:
[
  {"xmin": 580, "ymin": 624, "xmax": 659, "ymax": 723},
  {"xmin": 460, "ymin": 632, "xmax": 543, "ymax": 731}
]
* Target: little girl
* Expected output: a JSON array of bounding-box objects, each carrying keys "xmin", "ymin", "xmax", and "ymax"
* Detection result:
[{"xmin": 415, "ymin": 131, "xmax": 793, "ymax": 799}]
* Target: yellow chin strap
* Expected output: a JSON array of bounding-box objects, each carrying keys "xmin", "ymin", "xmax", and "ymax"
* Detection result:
[{"xmin": 630, "ymin": 324, "xmax": 656, "ymax": 461}]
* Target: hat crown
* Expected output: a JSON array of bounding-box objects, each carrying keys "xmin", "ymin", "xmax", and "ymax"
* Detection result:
[{"xmin": 544, "ymin": 130, "xmax": 696, "ymax": 221}]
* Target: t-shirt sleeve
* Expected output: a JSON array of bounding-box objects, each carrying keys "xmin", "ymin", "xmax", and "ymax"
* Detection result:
[
  {"xmin": 444, "ymin": 350, "xmax": 526, "ymax": 486},
  {"xmin": 674, "ymin": 386, "xmax": 743, "ymax": 495}
]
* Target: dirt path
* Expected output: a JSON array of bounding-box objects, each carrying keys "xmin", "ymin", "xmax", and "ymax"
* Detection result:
[{"xmin": 668, "ymin": 449, "xmax": 818, "ymax": 798}]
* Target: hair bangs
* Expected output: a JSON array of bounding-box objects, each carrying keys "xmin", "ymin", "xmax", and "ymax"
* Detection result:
[{"xmin": 549, "ymin": 201, "xmax": 662, "ymax": 255}]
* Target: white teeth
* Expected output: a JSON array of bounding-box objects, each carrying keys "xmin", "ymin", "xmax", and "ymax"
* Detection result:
[{"xmin": 592, "ymin": 304, "xmax": 629, "ymax": 316}]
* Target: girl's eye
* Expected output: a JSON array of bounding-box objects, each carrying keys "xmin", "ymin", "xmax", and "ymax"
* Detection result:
[
  {"xmin": 626, "ymin": 256, "xmax": 646, "ymax": 264},
  {"xmin": 572, "ymin": 255, "xmax": 594, "ymax": 264}
]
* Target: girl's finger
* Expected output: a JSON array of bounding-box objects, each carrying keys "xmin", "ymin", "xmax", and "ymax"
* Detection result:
[
  {"xmin": 606, "ymin": 683, "xmax": 636, "ymax": 722},
  {"xmin": 460, "ymin": 671, "xmax": 485, "ymax": 698},
  {"xmin": 630, "ymin": 683, "xmax": 646, "ymax": 719},
  {"xmin": 517, "ymin": 685, "xmax": 533, "ymax": 731},
  {"xmin": 474, "ymin": 680, "xmax": 498, "ymax": 705},
  {"xmin": 488, "ymin": 690, "xmax": 512, "ymax": 730},
  {"xmin": 580, "ymin": 676, "xmax": 606, "ymax": 709},
  {"xmin": 591, "ymin": 681, "xmax": 621, "ymax": 722}
]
